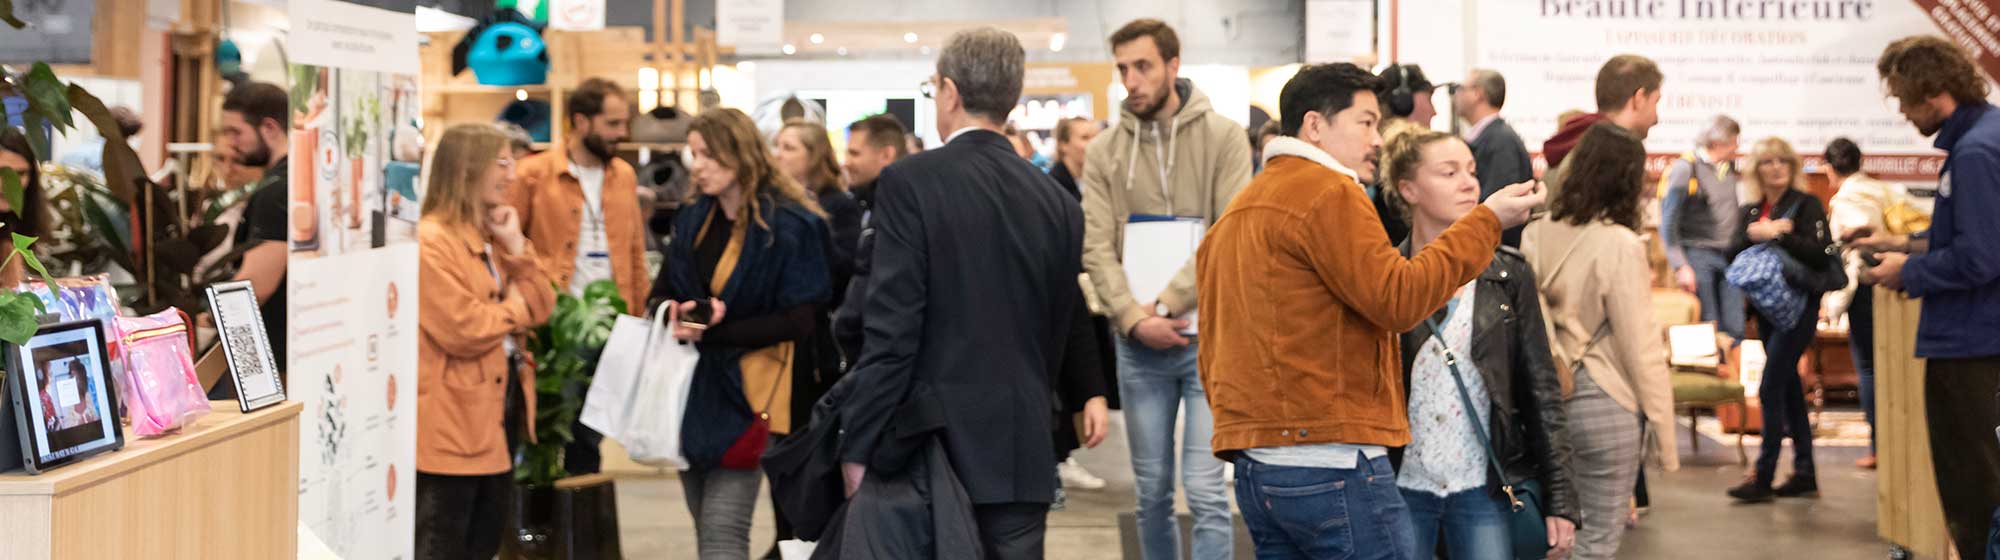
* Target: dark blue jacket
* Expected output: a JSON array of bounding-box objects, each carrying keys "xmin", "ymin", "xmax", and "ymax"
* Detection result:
[
  {"xmin": 659, "ymin": 193, "xmax": 833, "ymax": 468},
  {"xmin": 1906, "ymin": 101, "xmax": 2000, "ymax": 359}
]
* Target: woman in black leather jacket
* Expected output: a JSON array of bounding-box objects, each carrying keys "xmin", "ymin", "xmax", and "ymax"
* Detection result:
[
  {"xmin": 1381, "ymin": 126, "xmax": 1579, "ymax": 559},
  {"xmin": 1725, "ymin": 137, "xmax": 1837, "ymax": 503}
]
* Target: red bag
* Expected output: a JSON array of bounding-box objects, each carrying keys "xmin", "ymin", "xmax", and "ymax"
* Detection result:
[{"xmin": 720, "ymin": 360, "xmax": 784, "ymax": 470}]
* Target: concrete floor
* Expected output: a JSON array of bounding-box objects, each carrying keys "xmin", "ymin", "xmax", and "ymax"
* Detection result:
[{"xmin": 612, "ymin": 409, "xmax": 1894, "ymax": 559}]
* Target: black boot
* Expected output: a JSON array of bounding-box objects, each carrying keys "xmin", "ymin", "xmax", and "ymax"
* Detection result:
[
  {"xmin": 1772, "ymin": 476, "xmax": 1820, "ymax": 498},
  {"xmin": 1728, "ymin": 478, "xmax": 1774, "ymax": 503}
]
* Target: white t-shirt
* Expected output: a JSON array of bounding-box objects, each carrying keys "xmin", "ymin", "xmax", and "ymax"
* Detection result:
[{"xmin": 569, "ymin": 162, "xmax": 613, "ymax": 296}]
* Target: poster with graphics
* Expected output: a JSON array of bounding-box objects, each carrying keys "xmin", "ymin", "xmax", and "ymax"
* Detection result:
[
  {"xmin": 1472, "ymin": 0, "xmax": 1987, "ymax": 178},
  {"xmin": 288, "ymin": 0, "xmax": 421, "ymax": 557}
]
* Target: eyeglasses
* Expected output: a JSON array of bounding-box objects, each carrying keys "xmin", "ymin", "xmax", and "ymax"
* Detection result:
[
  {"xmin": 919, "ymin": 78, "xmax": 936, "ymax": 99},
  {"xmin": 1756, "ymin": 159, "xmax": 1788, "ymax": 167},
  {"xmin": 495, "ymin": 157, "xmax": 515, "ymax": 169}
]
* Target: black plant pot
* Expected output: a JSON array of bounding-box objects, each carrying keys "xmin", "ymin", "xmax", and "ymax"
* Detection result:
[{"xmin": 502, "ymin": 475, "xmax": 623, "ymax": 560}]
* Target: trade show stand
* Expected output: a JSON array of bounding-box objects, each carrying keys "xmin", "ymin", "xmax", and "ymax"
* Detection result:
[{"xmin": 0, "ymin": 401, "xmax": 302, "ymax": 560}]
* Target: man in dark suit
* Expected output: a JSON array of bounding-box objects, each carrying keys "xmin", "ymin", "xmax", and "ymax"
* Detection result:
[
  {"xmin": 1454, "ymin": 68, "xmax": 1535, "ymax": 247},
  {"xmin": 836, "ymin": 27, "xmax": 1084, "ymax": 559}
]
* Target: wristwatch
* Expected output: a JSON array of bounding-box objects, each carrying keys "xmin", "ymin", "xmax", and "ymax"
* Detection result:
[{"xmin": 1155, "ymin": 302, "xmax": 1171, "ymax": 317}]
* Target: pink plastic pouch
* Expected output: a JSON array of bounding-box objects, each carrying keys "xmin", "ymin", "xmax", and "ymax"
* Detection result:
[{"xmin": 116, "ymin": 310, "xmax": 211, "ymax": 436}]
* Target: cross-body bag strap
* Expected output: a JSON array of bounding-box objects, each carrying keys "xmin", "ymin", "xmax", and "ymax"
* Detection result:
[
  {"xmin": 1423, "ymin": 316, "xmax": 1526, "ymax": 512},
  {"xmin": 1529, "ymin": 224, "xmax": 1611, "ymax": 396}
]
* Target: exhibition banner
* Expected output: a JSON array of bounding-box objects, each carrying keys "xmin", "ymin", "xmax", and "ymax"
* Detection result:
[
  {"xmin": 1477, "ymin": 0, "xmax": 1968, "ymax": 179},
  {"xmin": 288, "ymin": 0, "xmax": 422, "ymax": 557}
]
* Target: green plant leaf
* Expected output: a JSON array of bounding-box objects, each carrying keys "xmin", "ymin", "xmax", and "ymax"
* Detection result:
[
  {"xmin": 0, "ymin": 0, "xmax": 27, "ymax": 29},
  {"xmin": 12, "ymin": 233, "xmax": 54, "ymax": 288},
  {"xmin": 22, "ymin": 64, "xmax": 73, "ymax": 129},
  {"xmin": 68, "ymin": 84, "xmax": 145, "ymax": 203},
  {"xmin": 21, "ymin": 112, "xmax": 50, "ymax": 161},
  {"xmin": 0, "ymin": 293, "xmax": 42, "ymax": 345},
  {"xmin": 0, "ymin": 168, "xmax": 20, "ymax": 213}
]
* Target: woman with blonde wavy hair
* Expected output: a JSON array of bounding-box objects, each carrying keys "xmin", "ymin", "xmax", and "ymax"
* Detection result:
[
  {"xmin": 648, "ymin": 108, "xmax": 834, "ymax": 559},
  {"xmin": 1725, "ymin": 136, "xmax": 1837, "ymax": 503},
  {"xmin": 414, "ymin": 123, "xmax": 556, "ymax": 560}
]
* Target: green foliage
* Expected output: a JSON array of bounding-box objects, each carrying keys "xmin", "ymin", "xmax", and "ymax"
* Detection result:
[
  {"xmin": 290, "ymin": 65, "xmax": 320, "ymax": 119},
  {"xmin": 515, "ymin": 280, "xmax": 627, "ymax": 487}
]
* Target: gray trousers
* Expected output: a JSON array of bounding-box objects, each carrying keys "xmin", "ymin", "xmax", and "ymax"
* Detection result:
[
  {"xmin": 682, "ymin": 464, "xmax": 764, "ymax": 560},
  {"xmin": 1565, "ymin": 370, "xmax": 1642, "ymax": 560}
]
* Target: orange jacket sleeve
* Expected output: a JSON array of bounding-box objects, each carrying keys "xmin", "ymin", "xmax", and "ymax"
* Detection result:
[
  {"xmin": 419, "ymin": 239, "xmax": 557, "ymax": 360},
  {"xmin": 1298, "ymin": 183, "xmax": 1501, "ymax": 332}
]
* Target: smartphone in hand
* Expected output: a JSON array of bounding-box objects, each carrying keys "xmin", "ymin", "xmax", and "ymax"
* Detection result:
[{"xmin": 680, "ymin": 300, "xmax": 714, "ymax": 330}]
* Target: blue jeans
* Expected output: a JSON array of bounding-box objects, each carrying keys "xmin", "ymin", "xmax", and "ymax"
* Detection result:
[
  {"xmin": 1686, "ymin": 247, "xmax": 1747, "ymax": 341},
  {"xmin": 1850, "ymin": 287, "xmax": 1877, "ymax": 452},
  {"xmin": 1234, "ymin": 454, "xmax": 1416, "ymax": 560},
  {"xmin": 1117, "ymin": 337, "xmax": 1232, "ymax": 560},
  {"xmin": 1401, "ymin": 486, "xmax": 1512, "ymax": 560}
]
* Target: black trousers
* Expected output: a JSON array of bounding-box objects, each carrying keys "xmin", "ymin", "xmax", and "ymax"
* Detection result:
[
  {"xmin": 1925, "ymin": 356, "xmax": 2000, "ymax": 558},
  {"xmin": 1754, "ymin": 304, "xmax": 1819, "ymax": 486},
  {"xmin": 415, "ymin": 471, "xmax": 511, "ymax": 560},
  {"xmin": 974, "ymin": 503, "xmax": 1048, "ymax": 560}
]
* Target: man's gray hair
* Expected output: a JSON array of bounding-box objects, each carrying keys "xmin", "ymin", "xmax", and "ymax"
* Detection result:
[
  {"xmin": 937, "ymin": 27, "xmax": 1025, "ymax": 123},
  {"xmin": 1469, "ymin": 68, "xmax": 1507, "ymax": 109},
  {"xmin": 1696, "ymin": 115, "xmax": 1741, "ymax": 148}
]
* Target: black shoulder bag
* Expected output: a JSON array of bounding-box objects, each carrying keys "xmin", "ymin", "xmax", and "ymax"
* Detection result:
[{"xmin": 1424, "ymin": 316, "xmax": 1550, "ymax": 560}]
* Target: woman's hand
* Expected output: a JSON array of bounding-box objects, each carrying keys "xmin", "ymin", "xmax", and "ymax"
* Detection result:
[
  {"xmin": 487, "ymin": 206, "xmax": 527, "ymax": 256},
  {"xmin": 1747, "ymin": 218, "xmax": 1793, "ymax": 243},
  {"xmin": 1545, "ymin": 516, "xmax": 1577, "ymax": 559},
  {"xmin": 1076, "ymin": 396, "xmax": 1109, "ymax": 449},
  {"xmin": 670, "ymin": 298, "xmax": 727, "ymax": 342}
]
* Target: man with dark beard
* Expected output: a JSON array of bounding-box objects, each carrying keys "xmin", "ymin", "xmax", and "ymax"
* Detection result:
[
  {"xmin": 511, "ymin": 77, "xmax": 643, "ymax": 475},
  {"xmin": 218, "ymin": 81, "xmax": 292, "ymax": 396},
  {"xmin": 1080, "ymin": 18, "xmax": 1251, "ymax": 560}
]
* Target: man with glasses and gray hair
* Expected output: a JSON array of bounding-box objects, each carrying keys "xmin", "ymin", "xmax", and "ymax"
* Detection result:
[
  {"xmin": 1661, "ymin": 114, "xmax": 1747, "ymax": 343},
  {"xmin": 837, "ymin": 27, "xmax": 1084, "ymax": 558},
  {"xmin": 1454, "ymin": 68, "xmax": 1534, "ymax": 247}
]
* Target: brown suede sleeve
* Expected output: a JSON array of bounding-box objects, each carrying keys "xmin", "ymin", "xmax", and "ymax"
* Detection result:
[{"xmin": 1298, "ymin": 181, "xmax": 1501, "ymax": 333}]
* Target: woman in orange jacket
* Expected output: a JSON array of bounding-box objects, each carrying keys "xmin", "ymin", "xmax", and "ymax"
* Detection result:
[{"xmin": 414, "ymin": 123, "xmax": 556, "ymax": 560}]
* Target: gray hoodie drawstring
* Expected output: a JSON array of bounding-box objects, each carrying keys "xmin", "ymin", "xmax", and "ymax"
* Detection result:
[{"xmin": 1123, "ymin": 113, "xmax": 1185, "ymax": 211}]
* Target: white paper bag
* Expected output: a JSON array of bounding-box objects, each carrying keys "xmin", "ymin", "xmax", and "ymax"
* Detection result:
[
  {"xmin": 777, "ymin": 539, "xmax": 817, "ymax": 560},
  {"xmin": 622, "ymin": 336, "xmax": 700, "ymax": 468},
  {"xmin": 580, "ymin": 311, "xmax": 661, "ymax": 439}
]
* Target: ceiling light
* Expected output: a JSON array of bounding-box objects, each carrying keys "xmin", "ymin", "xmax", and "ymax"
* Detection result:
[
  {"xmin": 904, "ymin": 32, "xmax": 919, "ymax": 43},
  {"xmin": 1049, "ymin": 32, "xmax": 1067, "ymax": 52},
  {"xmin": 836, "ymin": 47, "xmax": 849, "ymax": 56},
  {"xmin": 809, "ymin": 33, "xmax": 825, "ymax": 45},
  {"xmin": 782, "ymin": 44, "xmax": 796, "ymax": 55}
]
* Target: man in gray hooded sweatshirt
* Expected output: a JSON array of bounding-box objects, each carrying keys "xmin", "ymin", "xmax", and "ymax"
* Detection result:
[{"xmin": 1080, "ymin": 18, "xmax": 1252, "ymax": 560}]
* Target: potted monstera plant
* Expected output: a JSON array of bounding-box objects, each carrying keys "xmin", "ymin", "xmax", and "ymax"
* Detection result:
[{"xmin": 505, "ymin": 279, "xmax": 625, "ymax": 560}]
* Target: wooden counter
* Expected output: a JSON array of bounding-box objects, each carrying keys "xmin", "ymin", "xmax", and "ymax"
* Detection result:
[
  {"xmin": 1874, "ymin": 289, "xmax": 1953, "ymax": 558},
  {"xmin": 0, "ymin": 400, "xmax": 302, "ymax": 560}
]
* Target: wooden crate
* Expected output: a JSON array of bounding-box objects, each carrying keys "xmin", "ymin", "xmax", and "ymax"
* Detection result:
[{"xmin": 1874, "ymin": 288, "xmax": 1953, "ymax": 558}]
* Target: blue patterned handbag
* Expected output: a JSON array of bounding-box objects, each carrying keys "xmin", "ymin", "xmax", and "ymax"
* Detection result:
[{"xmin": 1726, "ymin": 244, "xmax": 1805, "ymax": 326}]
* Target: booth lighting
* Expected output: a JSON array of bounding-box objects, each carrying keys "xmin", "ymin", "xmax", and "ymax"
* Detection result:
[
  {"xmin": 1050, "ymin": 32, "xmax": 1067, "ymax": 52},
  {"xmin": 737, "ymin": 61, "xmax": 757, "ymax": 73},
  {"xmin": 836, "ymin": 47, "xmax": 849, "ymax": 56},
  {"xmin": 514, "ymin": 89, "xmax": 527, "ymax": 101},
  {"xmin": 904, "ymin": 32, "xmax": 919, "ymax": 43},
  {"xmin": 809, "ymin": 33, "xmax": 825, "ymax": 44},
  {"xmin": 782, "ymin": 44, "xmax": 797, "ymax": 55},
  {"xmin": 637, "ymin": 67, "xmax": 660, "ymax": 89}
]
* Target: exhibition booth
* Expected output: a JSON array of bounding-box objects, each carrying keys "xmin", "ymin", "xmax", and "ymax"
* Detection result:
[{"xmin": 0, "ymin": 0, "xmax": 1990, "ymax": 557}]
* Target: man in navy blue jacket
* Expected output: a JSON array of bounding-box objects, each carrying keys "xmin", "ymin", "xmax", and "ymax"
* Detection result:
[{"xmin": 1862, "ymin": 35, "xmax": 2000, "ymax": 557}]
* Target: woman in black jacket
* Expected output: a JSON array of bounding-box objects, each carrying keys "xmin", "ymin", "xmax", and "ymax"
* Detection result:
[
  {"xmin": 1382, "ymin": 127, "xmax": 1578, "ymax": 559},
  {"xmin": 1726, "ymin": 137, "xmax": 1837, "ymax": 503}
]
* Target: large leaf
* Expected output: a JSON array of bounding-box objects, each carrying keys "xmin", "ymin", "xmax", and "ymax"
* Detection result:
[
  {"xmin": 21, "ymin": 64, "xmax": 72, "ymax": 129},
  {"xmin": 67, "ymin": 85, "xmax": 144, "ymax": 203},
  {"xmin": 0, "ymin": 168, "xmax": 19, "ymax": 212},
  {"xmin": 0, "ymin": 292, "xmax": 40, "ymax": 345},
  {"xmin": 0, "ymin": 0, "xmax": 26, "ymax": 29},
  {"xmin": 12, "ymin": 233, "xmax": 55, "ymax": 287}
]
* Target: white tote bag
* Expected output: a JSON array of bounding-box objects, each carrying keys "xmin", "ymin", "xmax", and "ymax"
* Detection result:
[
  {"xmin": 579, "ymin": 304, "xmax": 666, "ymax": 440},
  {"xmin": 621, "ymin": 331, "xmax": 700, "ymax": 468}
]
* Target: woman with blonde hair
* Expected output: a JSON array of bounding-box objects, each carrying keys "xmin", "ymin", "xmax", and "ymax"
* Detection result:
[
  {"xmin": 1381, "ymin": 126, "xmax": 1578, "ymax": 560},
  {"xmin": 772, "ymin": 118, "xmax": 862, "ymax": 310},
  {"xmin": 1522, "ymin": 121, "xmax": 1677, "ymax": 559},
  {"xmin": 1725, "ymin": 137, "xmax": 1837, "ymax": 503},
  {"xmin": 414, "ymin": 123, "xmax": 556, "ymax": 560},
  {"xmin": 650, "ymin": 108, "xmax": 833, "ymax": 559}
]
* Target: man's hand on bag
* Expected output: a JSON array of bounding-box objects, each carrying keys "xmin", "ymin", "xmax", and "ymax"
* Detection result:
[
  {"xmin": 842, "ymin": 462, "xmax": 867, "ymax": 498},
  {"xmin": 1480, "ymin": 180, "xmax": 1548, "ymax": 229},
  {"xmin": 1077, "ymin": 396, "xmax": 1109, "ymax": 449},
  {"xmin": 1674, "ymin": 266, "xmax": 1697, "ymax": 294},
  {"xmin": 1865, "ymin": 252, "xmax": 1908, "ymax": 292}
]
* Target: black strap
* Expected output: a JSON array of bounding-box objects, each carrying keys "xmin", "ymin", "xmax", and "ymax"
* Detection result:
[{"xmin": 1423, "ymin": 316, "xmax": 1525, "ymax": 511}]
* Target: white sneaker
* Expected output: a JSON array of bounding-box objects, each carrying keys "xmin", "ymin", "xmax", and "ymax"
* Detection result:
[{"xmin": 1058, "ymin": 458, "xmax": 1107, "ymax": 490}]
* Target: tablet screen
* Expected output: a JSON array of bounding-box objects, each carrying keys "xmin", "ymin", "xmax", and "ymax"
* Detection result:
[{"xmin": 15, "ymin": 324, "xmax": 119, "ymax": 465}]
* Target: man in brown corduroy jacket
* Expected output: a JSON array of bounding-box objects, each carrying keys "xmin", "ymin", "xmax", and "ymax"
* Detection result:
[{"xmin": 1195, "ymin": 62, "xmax": 1546, "ymax": 557}]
